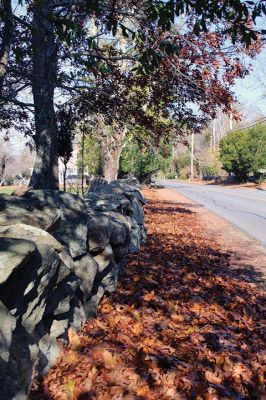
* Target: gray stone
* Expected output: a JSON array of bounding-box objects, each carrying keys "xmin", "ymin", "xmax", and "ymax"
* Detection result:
[
  {"xmin": 73, "ymin": 253, "xmax": 98, "ymax": 298},
  {"xmin": 128, "ymin": 197, "xmax": 145, "ymax": 225},
  {"xmin": 36, "ymin": 334, "xmax": 61, "ymax": 374},
  {"xmin": 58, "ymin": 246, "xmax": 75, "ymax": 271},
  {"xmin": 103, "ymin": 211, "xmax": 132, "ymax": 246},
  {"xmin": 0, "ymin": 190, "xmax": 88, "ymax": 258},
  {"xmin": 83, "ymin": 284, "xmax": 105, "ymax": 317},
  {"xmin": 100, "ymin": 261, "xmax": 119, "ymax": 293},
  {"xmin": 129, "ymin": 221, "xmax": 142, "ymax": 253},
  {"xmin": 114, "ymin": 177, "xmax": 141, "ymax": 188},
  {"xmin": 87, "ymin": 177, "xmax": 108, "ymax": 193},
  {"xmin": 93, "ymin": 244, "xmax": 114, "ymax": 272},
  {"xmin": 140, "ymin": 226, "xmax": 147, "ymax": 242},
  {"xmin": 0, "ymin": 194, "xmax": 60, "ymax": 231},
  {"xmin": 23, "ymin": 190, "xmax": 88, "ymax": 258},
  {"xmin": 85, "ymin": 193, "xmax": 130, "ymax": 212},
  {"xmin": 124, "ymin": 189, "xmax": 146, "ymax": 205},
  {"xmin": 13, "ymin": 244, "xmax": 61, "ymax": 334},
  {"xmin": 0, "ymin": 301, "xmax": 16, "ymax": 362},
  {"xmin": 0, "ymin": 223, "xmax": 63, "ymax": 252},
  {"xmin": 0, "ymin": 238, "xmax": 36, "ymax": 285},
  {"xmin": 50, "ymin": 307, "xmax": 86, "ymax": 338},
  {"xmin": 87, "ymin": 211, "xmax": 111, "ymax": 252},
  {"xmin": 109, "ymin": 181, "xmax": 146, "ymax": 204},
  {"xmin": 108, "ymin": 216, "xmax": 131, "ymax": 246},
  {"xmin": 0, "ymin": 317, "xmax": 39, "ymax": 400},
  {"xmin": 53, "ymin": 208, "xmax": 87, "ymax": 258},
  {"xmin": 112, "ymin": 245, "xmax": 130, "ymax": 261},
  {"xmin": 44, "ymin": 271, "xmax": 84, "ymax": 337}
]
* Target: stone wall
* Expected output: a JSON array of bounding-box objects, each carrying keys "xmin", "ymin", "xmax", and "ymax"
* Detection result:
[{"xmin": 0, "ymin": 178, "xmax": 146, "ymax": 400}]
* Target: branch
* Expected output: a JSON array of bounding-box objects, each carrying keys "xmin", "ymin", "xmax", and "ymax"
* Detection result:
[
  {"xmin": 52, "ymin": 0, "xmax": 86, "ymax": 8},
  {"xmin": 0, "ymin": 95, "xmax": 34, "ymax": 109},
  {"xmin": 12, "ymin": 14, "xmax": 31, "ymax": 29},
  {"xmin": 73, "ymin": 51, "xmax": 138, "ymax": 62},
  {"xmin": 7, "ymin": 67, "xmax": 32, "ymax": 80}
]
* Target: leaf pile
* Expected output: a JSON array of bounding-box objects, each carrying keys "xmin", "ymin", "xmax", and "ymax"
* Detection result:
[{"xmin": 30, "ymin": 189, "xmax": 265, "ymax": 400}]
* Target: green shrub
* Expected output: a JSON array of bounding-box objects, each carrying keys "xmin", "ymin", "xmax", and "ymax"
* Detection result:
[
  {"xmin": 220, "ymin": 124, "xmax": 266, "ymax": 183},
  {"xmin": 165, "ymin": 172, "xmax": 176, "ymax": 179}
]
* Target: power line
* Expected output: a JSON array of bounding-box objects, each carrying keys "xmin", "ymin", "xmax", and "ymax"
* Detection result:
[{"xmin": 237, "ymin": 117, "xmax": 266, "ymax": 131}]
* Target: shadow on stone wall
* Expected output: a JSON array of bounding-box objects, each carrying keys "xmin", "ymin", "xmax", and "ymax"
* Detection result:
[{"xmin": 0, "ymin": 177, "xmax": 146, "ymax": 399}]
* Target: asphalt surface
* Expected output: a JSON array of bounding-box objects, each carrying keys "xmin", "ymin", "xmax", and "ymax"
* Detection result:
[{"xmin": 158, "ymin": 180, "xmax": 266, "ymax": 246}]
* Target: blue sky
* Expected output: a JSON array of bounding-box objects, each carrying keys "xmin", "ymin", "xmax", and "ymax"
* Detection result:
[{"xmin": 234, "ymin": 48, "xmax": 266, "ymax": 116}]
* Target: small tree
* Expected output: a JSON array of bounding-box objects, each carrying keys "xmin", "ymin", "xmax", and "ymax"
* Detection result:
[
  {"xmin": 220, "ymin": 125, "xmax": 266, "ymax": 183},
  {"xmin": 0, "ymin": 139, "xmax": 13, "ymax": 186},
  {"xmin": 219, "ymin": 130, "xmax": 252, "ymax": 183},
  {"xmin": 77, "ymin": 129, "xmax": 103, "ymax": 178},
  {"xmin": 57, "ymin": 107, "xmax": 76, "ymax": 191},
  {"xmin": 119, "ymin": 140, "xmax": 172, "ymax": 183},
  {"xmin": 248, "ymin": 124, "xmax": 266, "ymax": 181}
]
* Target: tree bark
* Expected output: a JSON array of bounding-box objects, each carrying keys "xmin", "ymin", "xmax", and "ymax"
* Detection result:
[
  {"xmin": 29, "ymin": 2, "xmax": 59, "ymax": 189},
  {"xmin": 103, "ymin": 146, "xmax": 123, "ymax": 181},
  {"xmin": 63, "ymin": 161, "xmax": 67, "ymax": 191},
  {"xmin": 81, "ymin": 122, "xmax": 85, "ymax": 195},
  {"xmin": 101, "ymin": 124, "xmax": 126, "ymax": 182},
  {"xmin": 0, "ymin": 0, "xmax": 13, "ymax": 95}
]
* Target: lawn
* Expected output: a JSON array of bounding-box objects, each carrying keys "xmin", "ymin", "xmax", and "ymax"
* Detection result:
[{"xmin": 0, "ymin": 186, "xmax": 15, "ymax": 195}]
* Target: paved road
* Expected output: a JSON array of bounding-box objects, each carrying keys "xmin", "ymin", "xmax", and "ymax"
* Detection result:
[{"xmin": 158, "ymin": 180, "xmax": 266, "ymax": 245}]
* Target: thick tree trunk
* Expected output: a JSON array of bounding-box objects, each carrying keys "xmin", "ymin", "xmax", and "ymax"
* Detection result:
[
  {"xmin": 29, "ymin": 3, "xmax": 59, "ymax": 190},
  {"xmin": 103, "ymin": 146, "xmax": 124, "ymax": 181},
  {"xmin": 0, "ymin": 0, "xmax": 13, "ymax": 94},
  {"xmin": 101, "ymin": 125, "xmax": 126, "ymax": 182}
]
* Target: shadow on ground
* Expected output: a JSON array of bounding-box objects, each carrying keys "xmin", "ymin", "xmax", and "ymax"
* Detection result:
[{"xmin": 30, "ymin": 197, "xmax": 265, "ymax": 400}]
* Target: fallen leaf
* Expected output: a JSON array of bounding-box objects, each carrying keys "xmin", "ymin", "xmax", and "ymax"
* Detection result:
[
  {"xmin": 131, "ymin": 322, "xmax": 143, "ymax": 336},
  {"xmin": 103, "ymin": 350, "xmax": 119, "ymax": 369},
  {"xmin": 205, "ymin": 370, "xmax": 222, "ymax": 385},
  {"xmin": 68, "ymin": 328, "xmax": 82, "ymax": 351},
  {"xmin": 170, "ymin": 314, "xmax": 185, "ymax": 322},
  {"xmin": 107, "ymin": 313, "xmax": 121, "ymax": 328},
  {"xmin": 143, "ymin": 290, "xmax": 156, "ymax": 301}
]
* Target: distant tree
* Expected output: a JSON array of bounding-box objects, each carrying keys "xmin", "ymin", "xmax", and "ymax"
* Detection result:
[
  {"xmin": 174, "ymin": 154, "xmax": 191, "ymax": 177},
  {"xmin": 248, "ymin": 124, "xmax": 266, "ymax": 180},
  {"xmin": 219, "ymin": 125, "xmax": 266, "ymax": 183},
  {"xmin": 0, "ymin": 139, "xmax": 13, "ymax": 185},
  {"xmin": 57, "ymin": 107, "xmax": 76, "ymax": 191},
  {"xmin": 77, "ymin": 129, "xmax": 102, "ymax": 178},
  {"xmin": 220, "ymin": 130, "xmax": 252, "ymax": 182},
  {"xmin": 200, "ymin": 150, "xmax": 222, "ymax": 180},
  {"xmin": 119, "ymin": 139, "xmax": 172, "ymax": 183}
]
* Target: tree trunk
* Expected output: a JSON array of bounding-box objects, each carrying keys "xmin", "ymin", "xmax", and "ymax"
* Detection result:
[
  {"xmin": 63, "ymin": 161, "xmax": 67, "ymax": 192},
  {"xmin": 0, "ymin": 0, "xmax": 13, "ymax": 94},
  {"xmin": 81, "ymin": 123, "xmax": 85, "ymax": 195},
  {"xmin": 101, "ymin": 125, "xmax": 126, "ymax": 182},
  {"xmin": 103, "ymin": 146, "xmax": 123, "ymax": 181},
  {"xmin": 29, "ymin": 3, "xmax": 59, "ymax": 190},
  {"xmin": 0, "ymin": 154, "xmax": 7, "ymax": 182}
]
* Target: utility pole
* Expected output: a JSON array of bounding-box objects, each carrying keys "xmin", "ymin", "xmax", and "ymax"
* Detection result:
[
  {"xmin": 212, "ymin": 120, "xmax": 216, "ymax": 151},
  {"xmin": 190, "ymin": 132, "xmax": 194, "ymax": 180},
  {"xmin": 229, "ymin": 112, "xmax": 233, "ymax": 131}
]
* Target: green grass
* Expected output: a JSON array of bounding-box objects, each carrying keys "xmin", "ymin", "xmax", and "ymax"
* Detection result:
[
  {"xmin": 0, "ymin": 185, "xmax": 86, "ymax": 196},
  {"xmin": 0, "ymin": 186, "xmax": 14, "ymax": 195}
]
